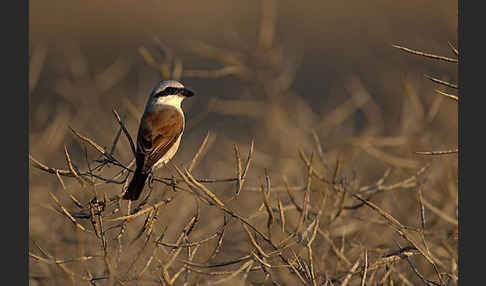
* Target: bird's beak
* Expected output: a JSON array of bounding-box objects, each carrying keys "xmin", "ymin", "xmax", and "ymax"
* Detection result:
[{"xmin": 182, "ymin": 88, "xmax": 195, "ymax": 97}]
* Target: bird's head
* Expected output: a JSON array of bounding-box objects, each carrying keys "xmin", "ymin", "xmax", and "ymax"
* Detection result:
[{"xmin": 148, "ymin": 80, "xmax": 195, "ymax": 108}]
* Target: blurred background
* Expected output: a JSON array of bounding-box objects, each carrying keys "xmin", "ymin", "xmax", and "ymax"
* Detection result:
[{"xmin": 29, "ymin": 0, "xmax": 458, "ymax": 285}]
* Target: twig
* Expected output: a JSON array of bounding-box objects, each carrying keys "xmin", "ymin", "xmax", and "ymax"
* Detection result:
[
  {"xmin": 175, "ymin": 166, "xmax": 226, "ymax": 208},
  {"xmin": 112, "ymin": 108, "xmax": 137, "ymax": 158},
  {"xmin": 29, "ymin": 252, "xmax": 97, "ymax": 264},
  {"xmin": 361, "ymin": 250, "xmax": 368, "ymax": 286},
  {"xmin": 183, "ymin": 255, "xmax": 252, "ymax": 269},
  {"xmin": 261, "ymin": 184, "xmax": 275, "ymax": 231},
  {"xmin": 64, "ymin": 145, "xmax": 85, "ymax": 187},
  {"xmin": 157, "ymin": 233, "xmax": 219, "ymax": 248},
  {"xmin": 415, "ymin": 149, "xmax": 458, "ymax": 155},
  {"xmin": 296, "ymin": 152, "xmax": 314, "ymax": 234},
  {"xmin": 447, "ymin": 41, "xmax": 459, "ymax": 57},
  {"xmin": 392, "ymin": 44, "xmax": 458, "ymax": 63},
  {"xmin": 424, "ymin": 75, "xmax": 458, "ymax": 89},
  {"xmin": 434, "ymin": 89, "xmax": 458, "ymax": 101},
  {"xmin": 239, "ymin": 140, "xmax": 255, "ymax": 194},
  {"xmin": 107, "ymin": 198, "xmax": 174, "ymax": 222},
  {"xmin": 188, "ymin": 131, "xmax": 211, "ymax": 172},
  {"xmin": 212, "ymin": 260, "xmax": 254, "ymax": 285},
  {"xmin": 278, "ymin": 198, "xmax": 286, "ymax": 233},
  {"xmin": 234, "ymin": 144, "xmax": 243, "ymax": 195},
  {"xmin": 352, "ymin": 194, "xmax": 439, "ymax": 268},
  {"xmin": 420, "ymin": 197, "xmax": 458, "ymax": 226},
  {"xmin": 341, "ymin": 258, "xmax": 361, "ymax": 286},
  {"xmin": 69, "ymin": 127, "xmax": 109, "ymax": 157},
  {"xmin": 318, "ymin": 230, "xmax": 352, "ymax": 267},
  {"xmin": 204, "ymin": 215, "xmax": 228, "ymax": 262},
  {"xmin": 241, "ymin": 223, "xmax": 269, "ymax": 258},
  {"xmin": 48, "ymin": 192, "xmax": 91, "ymax": 233}
]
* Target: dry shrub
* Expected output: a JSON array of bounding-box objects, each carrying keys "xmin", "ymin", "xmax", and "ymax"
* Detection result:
[{"xmin": 29, "ymin": 1, "xmax": 457, "ymax": 285}]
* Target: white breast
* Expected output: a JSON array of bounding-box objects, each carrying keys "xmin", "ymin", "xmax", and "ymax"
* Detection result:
[
  {"xmin": 144, "ymin": 93, "xmax": 186, "ymax": 171},
  {"xmin": 152, "ymin": 134, "xmax": 182, "ymax": 170}
]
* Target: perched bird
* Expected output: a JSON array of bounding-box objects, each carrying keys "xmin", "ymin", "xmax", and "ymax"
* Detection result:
[{"xmin": 123, "ymin": 80, "xmax": 194, "ymax": 200}]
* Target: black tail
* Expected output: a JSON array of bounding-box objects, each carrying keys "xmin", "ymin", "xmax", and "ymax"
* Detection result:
[{"xmin": 123, "ymin": 171, "xmax": 149, "ymax": 200}]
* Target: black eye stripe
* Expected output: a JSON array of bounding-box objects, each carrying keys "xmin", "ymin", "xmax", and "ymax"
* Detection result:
[
  {"xmin": 155, "ymin": 87, "xmax": 184, "ymax": 97},
  {"xmin": 154, "ymin": 86, "xmax": 195, "ymax": 97}
]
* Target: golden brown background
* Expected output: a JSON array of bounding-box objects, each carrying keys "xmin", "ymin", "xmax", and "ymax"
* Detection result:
[{"xmin": 29, "ymin": 0, "xmax": 458, "ymax": 285}]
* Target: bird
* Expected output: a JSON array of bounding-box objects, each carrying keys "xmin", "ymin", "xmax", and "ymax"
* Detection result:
[{"xmin": 123, "ymin": 80, "xmax": 194, "ymax": 200}]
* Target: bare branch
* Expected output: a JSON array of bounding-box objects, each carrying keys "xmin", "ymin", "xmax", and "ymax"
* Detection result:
[
  {"xmin": 112, "ymin": 108, "xmax": 137, "ymax": 158},
  {"xmin": 392, "ymin": 44, "xmax": 458, "ymax": 63},
  {"xmin": 424, "ymin": 74, "xmax": 458, "ymax": 89}
]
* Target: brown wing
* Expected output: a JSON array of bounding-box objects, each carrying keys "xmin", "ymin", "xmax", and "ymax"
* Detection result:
[{"xmin": 135, "ymin": 106, "xmax": 184, "ymax": 173}]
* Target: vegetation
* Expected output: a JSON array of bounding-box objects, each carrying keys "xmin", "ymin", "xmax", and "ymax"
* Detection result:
[{"xmin": 29, "ymin": 1, "xmax": 458, "ymax": 285}]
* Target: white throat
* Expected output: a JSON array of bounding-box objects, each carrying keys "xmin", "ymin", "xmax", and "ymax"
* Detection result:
[
  {"xmin": 156, "ymin": 95, "xmax": 183, "ymax": 107},
  {"xmin": 146, "ymin": 95, "xmax": 184, "ymax": 112}
]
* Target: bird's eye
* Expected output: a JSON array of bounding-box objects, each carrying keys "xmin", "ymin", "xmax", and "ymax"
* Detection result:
[
  {"xmin": 166, "ymin": 87, "xmax": 175, "ymax": 94},
  {"xmin": 155, "ymin": 88, "xmax": 171, "ymax": 97}
]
